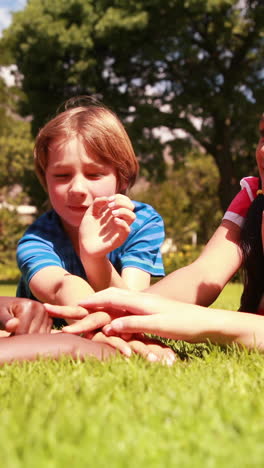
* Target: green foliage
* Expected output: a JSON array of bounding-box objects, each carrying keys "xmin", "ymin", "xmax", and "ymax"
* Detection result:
[
  {"xmin": 163, "ymin": 245, "xmax": 202, "ymax": 274},
  {"xmin": 1, "ymin": 0, "xmax": 264, "ymax": 210},
  {"xmin": 0, "ymin": 115, "xmax": 46, "ymax": 209},
  {"xmin": 0, "ymin": 119, "xmax": 33, "ymax": 187},
  {"xmin": 0, "ymin": 208, "xmax": 25, "ymax": 281},
  {"xmin": 133, "ymin": 152, "xmax": 222, "ymax": 247}
]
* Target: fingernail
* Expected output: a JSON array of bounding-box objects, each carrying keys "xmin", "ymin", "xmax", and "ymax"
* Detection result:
[
  {"xmin": 124, "ymin": 347, "xmax": 132, "ymax": 357},
  {"xmin": 147, "ymin": 352, "xmax": 158, "ymax": 362},
  {"xmin": 112, "ymin": 320, "xmax": 123, "ymax": 331},
  {"xmin": 108, "ymin": 195, "xmax": 115, "ymax": 201},
  {"xmin": 112, "ymin": 209, "xmax": 120, "ymax": 216},
  {"xmin": 165, "ymin": 357, "xmax": 175, "ymax": 367},
  {"xmin": 103, "ymin": 325, "xmax": 112, "ymax": 335}
]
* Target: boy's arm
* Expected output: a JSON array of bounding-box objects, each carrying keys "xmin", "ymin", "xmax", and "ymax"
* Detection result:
[
  {"xmin": 78, "ymin": 195, "xmax": 141, "ymax": 291},
  {"xmin": 79, "ymin": 196, "xmax": 164, "ymax": 291},
  {"xmin": 29, "ymin": 266, "xmax": 95, "ymax": 305}
]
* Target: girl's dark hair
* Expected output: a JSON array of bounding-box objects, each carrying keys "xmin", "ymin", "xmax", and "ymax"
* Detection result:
[{"xmin": 239, "ymin": 180, "xmax": 264, "ymax": 313}]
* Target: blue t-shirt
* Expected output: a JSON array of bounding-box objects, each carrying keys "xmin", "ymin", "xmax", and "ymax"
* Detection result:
[{"xmin": 16, "ymin": 201, "xmax": 165, "ymax": 300}]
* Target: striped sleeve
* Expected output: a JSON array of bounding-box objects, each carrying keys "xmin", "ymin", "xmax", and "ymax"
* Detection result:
[
  {"xmin": 16, "ymin": 233, "xmax": 63, "ymax": 286},
  {"xmin": 119, "ymin": 202, "xmax": 165, "ymax": 276}
]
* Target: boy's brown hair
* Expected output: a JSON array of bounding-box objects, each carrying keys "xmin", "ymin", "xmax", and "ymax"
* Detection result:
[{"xmin": 34, "ymin": 98, "xmax": 139, "ymax": 193}]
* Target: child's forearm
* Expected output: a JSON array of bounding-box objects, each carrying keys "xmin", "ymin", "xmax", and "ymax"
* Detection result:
[
  {"xmin": 81, "ymin": 255, "xmax": 127, "ymax": 291},
  {"xmin": 0, "ymin": 334, "xmax": 115, "ymax": 364},
  {"xmin": 29, "ymin": 268, "xmax": 95, "ymax": 306},
  {"xmin": 111, "ymin": 302, "xmax": 264, "ymax": 350},
  {"xmin": 79, "ymin": 288, "xmax": 264, "ymax": 350}
]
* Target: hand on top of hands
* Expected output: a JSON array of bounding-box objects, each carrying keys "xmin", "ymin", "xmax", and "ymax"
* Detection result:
[
  {"xmin": 79, "ymin": 194, "xmax": 136, "ymax": 257},
  {"xmin": 1, "ymin": 298, "xmax": 53, "ymax": 335},
  {"xmin": 44, "ymin": 299, "xmax": 176, "ymax": 366}
]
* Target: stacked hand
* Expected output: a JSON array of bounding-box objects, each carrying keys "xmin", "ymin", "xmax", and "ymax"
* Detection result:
[
  {"xmin": 0, "ymin": 298, "xmax": 52, "ymax": 335},
  {"xmin": 44, "ymin": 297, "xmax": 176, "ymax": 365}
]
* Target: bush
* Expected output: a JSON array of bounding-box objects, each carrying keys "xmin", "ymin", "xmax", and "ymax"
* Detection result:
[{"xmin": 163, "ymin": 244, "xmax": 202, "ymax": 274}]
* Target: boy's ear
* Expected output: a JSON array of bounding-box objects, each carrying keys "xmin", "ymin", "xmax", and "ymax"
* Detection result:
[{"xmin": 117, "ymin": 182, "xmax": 128, "ymax": 195}]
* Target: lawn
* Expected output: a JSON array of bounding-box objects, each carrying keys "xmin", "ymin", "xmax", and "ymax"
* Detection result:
[{"xmin": 0, "ymin": 281, "xmax": 263, "ymax": 468}]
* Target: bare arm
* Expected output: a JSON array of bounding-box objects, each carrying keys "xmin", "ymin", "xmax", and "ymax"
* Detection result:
[
  {"xmin": 29, "ymin": 266, "xmax": 95, "ymax": 305},
  {"xmin": 79, "ymin": 195, "xmax": 138, "ymax": 291},
  {"xmin": 0, "ymin": 333, "xmax": 115, "ymax": 365},
  {"xmin": 147, "ymin": 220, "xmax": 243, "ymax": 306},
  {"xmin": 76, "ymin": 287, "xmax": 264, "ymax": 351}
]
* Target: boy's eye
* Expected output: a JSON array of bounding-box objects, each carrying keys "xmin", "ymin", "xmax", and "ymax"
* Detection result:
[
  {"xmin": 86, "ymin": 173, "xmax": 102, "ymax": 179},
  {"xmin": 54, "ymin": 174, "xmax": 69, "ymax": 178}
]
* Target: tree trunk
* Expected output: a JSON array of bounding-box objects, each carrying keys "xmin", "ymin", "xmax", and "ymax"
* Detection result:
[{"xmin": 215, "ymin": 149, "xmax": 239, "ymax": 213}]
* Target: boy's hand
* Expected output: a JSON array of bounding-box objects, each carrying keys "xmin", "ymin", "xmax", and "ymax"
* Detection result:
[
  {"xmin": 2, "ymin": 298, "xmax": 53, "ymax": 335},
  {"xmin": 79, "ymin": 194, "xmax": 136, "ymax": 257}
]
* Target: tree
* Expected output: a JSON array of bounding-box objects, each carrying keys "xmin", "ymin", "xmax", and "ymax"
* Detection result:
[
  {"xmin": 133, "ymin": 152, "xmax": 222, "ymax": 247},
  {"xmin": 1, "ymin": 0, "xmax": 264, "ymax": 210}
]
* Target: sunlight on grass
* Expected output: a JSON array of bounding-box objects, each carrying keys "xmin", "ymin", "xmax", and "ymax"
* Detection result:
[{"xmin": 1, "ymin": 280, "xmax": 263, "ymax": 467}]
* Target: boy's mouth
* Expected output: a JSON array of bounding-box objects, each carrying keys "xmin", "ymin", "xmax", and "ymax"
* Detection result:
[{"xmin": 67, "ymin": 205, "xmax": 88, "ymax": 213}]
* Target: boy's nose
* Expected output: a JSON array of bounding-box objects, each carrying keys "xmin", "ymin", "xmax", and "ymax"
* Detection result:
[{"xmin": 69, "ymin": 175, "xmax": 88, "ymax": 196}]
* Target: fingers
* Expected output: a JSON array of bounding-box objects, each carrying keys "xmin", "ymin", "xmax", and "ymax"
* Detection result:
[
  {"xmin": 108, "ymin": 195, "xmax": 136, "ymax": 226},
  {"xmin": 0, "ymin": 307, "xmax": 14, "ymax": 330},
  {"xmin": 90, "ymin": 331, "xmax": 132, "ymax": 357},
  {"xmin": 62, "ymin": 311, "xmax": 112, "ymax": 334},
  {"xmin": 44, "ymin": 303, "xmax": 88, "ymax": 319},
  {"xmin": 102, "ymin": 324, "xmax": 133, "ymax": 341},
  {"xmin": 11, "ymin": 300, "xmax": 52, "ymax": 335},
  {"xmin": 112, "ymin": 208, "xmax": 136, "ymax": 226},
  {"xmin": 107, "ymin": 194, "xmax": 135, "ymax": 212},
  {"xmin": 108, "ymin": 314, "xmax": 170, "ymax": 338},
  {"xmin": 4, "ymin": 317, "xmax": 19, "ymax": 334},
  {"xmin": 128, "ymin": 337, "xmax": 176, "ymax": 366},
  {"xmin": 33, "ymin": 313, "xmax": 53, "ymax": 334},
  {"xmin": 92, "ymin": 195, "xmax": 135, "ymax": 219},
  {"xmin": 79, "ymin": 287, "xmax": 157, "ymax": 316}
]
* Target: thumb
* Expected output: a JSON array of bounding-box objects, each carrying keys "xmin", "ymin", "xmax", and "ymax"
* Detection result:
[
  {"xmin": 5, "ymin": 317, "xmax": 19, "ymax": 334},
  {"xmin": 110, "ymin": 315, "xmax": 158, "ymax": 335}
]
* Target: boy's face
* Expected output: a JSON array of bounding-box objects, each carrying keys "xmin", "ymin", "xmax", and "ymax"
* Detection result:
[
  {"xmin": 46, "ymin": 136, "xmax": 118, "ymax": 230},
  {"xmin": 256, "ymin": 116, "xmax": 264, "ymax": 189}
]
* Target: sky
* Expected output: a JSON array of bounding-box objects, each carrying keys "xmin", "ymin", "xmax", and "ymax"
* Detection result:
[{"xmin": 0, "ymin": 0, "xmax": 26, "ymax": 35}]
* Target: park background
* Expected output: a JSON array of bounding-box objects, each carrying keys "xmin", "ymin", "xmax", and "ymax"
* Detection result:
[
  {"xmin": 0, "ymin": 2, "xmax": 264, "ymax": 467},
  {"xmin": 1, "ymin": 0, "xmax": 264, "ymax": 283}
]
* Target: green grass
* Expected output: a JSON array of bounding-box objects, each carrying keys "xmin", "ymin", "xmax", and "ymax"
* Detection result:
[
  {"xmin": 211, "ymin": 282, "xmax": 243, "ymax": 311},
  {"xmin": 0, "ymin": 282, "xmax": 17, "ymax": 296},
  {"xmin": 1, "ymin": 281, "xmax": 264, "ymax": 468}
]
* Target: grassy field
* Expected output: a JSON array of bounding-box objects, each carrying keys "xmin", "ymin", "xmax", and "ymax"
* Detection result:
[{"xmin": 1, "ymin": 282, "xmax": 263, "ymax": 468}]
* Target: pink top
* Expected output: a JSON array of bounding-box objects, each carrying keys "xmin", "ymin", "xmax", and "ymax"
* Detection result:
[{"xmin": 223, "ymin": 177, "xmax": 260, "ymax": 227}]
